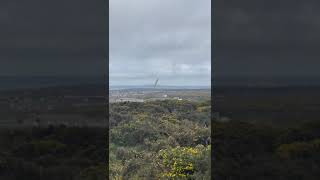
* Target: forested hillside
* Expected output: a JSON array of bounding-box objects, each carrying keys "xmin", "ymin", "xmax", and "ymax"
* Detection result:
[
  {"xmin": 212, "ymin": 120, "xmax": 320, "ymax": 180},
  {"xmin": 109, "ymin": 100, "xmax": 211, "ymax": 179},
  {"xmin": 213, "ymin": 87, "xmax": 320, "ymax": 179},
  {"xmin": 0, "ymin": 126, "xmax": 106, "ymax": 179}
]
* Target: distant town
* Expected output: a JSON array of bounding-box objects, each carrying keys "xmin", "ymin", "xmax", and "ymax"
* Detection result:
[{"xmin": 109, "ymin": 87, "xmax": 210, "ymax": 103}]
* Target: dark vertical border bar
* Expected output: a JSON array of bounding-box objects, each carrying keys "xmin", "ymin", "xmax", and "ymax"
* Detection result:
[
  {"xmin": 211, "ymin": 0, "xmax": 215, "ymax": 177},
  {"xmin": 105, "ymin": 0, "xmax": 109, "ymax": 178}
]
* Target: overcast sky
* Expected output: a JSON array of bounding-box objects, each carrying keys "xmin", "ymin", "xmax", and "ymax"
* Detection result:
[
  {"xmin": 2, "ymin": 0, "xmax": 320, "ymax": 86},
  {"xmin": 214, "ymin": 0, "xmax": 320, "ymax": 79},
  {"xmin": 0, "ymin": 0, "xmax": 106, "ymax": 77},
  {"xmin": 110, "ymin": 0, "xmax": 211, "ymax": 86}
]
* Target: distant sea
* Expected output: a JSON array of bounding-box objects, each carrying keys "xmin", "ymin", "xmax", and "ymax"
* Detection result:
[
  {"xmin": 214, "ymin": 76, "xmax": 320, "ymax": 88},
  {"xmin": 0, "ymin": 76, "xmax": 106, "ymax": 90},
  {"xmin": 4, "ymin": 76, "xmax": 320, "ymax": 91},
  {"xmin": 109, "ymin": 85, "xmax": 211, "ymax": 90},
  {"xmin": 0, "ymin": 76, "xmax": 209, "ymax": 91}
]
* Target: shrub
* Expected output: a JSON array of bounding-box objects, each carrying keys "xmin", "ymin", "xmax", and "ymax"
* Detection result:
[{"xmin": 157, "ymin": 145, "xmax": 211, "ymax": 178}]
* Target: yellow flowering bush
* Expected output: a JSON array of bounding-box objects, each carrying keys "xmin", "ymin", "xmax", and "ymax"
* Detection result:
[
  {"xmin": 276, "ymin": 139, "xmax": 320, "ymax": 159},
  {"xmin": 157, "ymin": 145, "xmax": 210, "ymax": 178}
]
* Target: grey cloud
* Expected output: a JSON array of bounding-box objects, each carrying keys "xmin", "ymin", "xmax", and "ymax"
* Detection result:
[
  {"xmin": 110, "ymin": 0, "xmax": 211, "ymax": 86},
  {"xmin": 213, "ymin": 0, "xmax": 320, "ymax": 78},
  {"xmin": 0, "ymin": 0, "xmax": 107, "ymax": 76}
]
